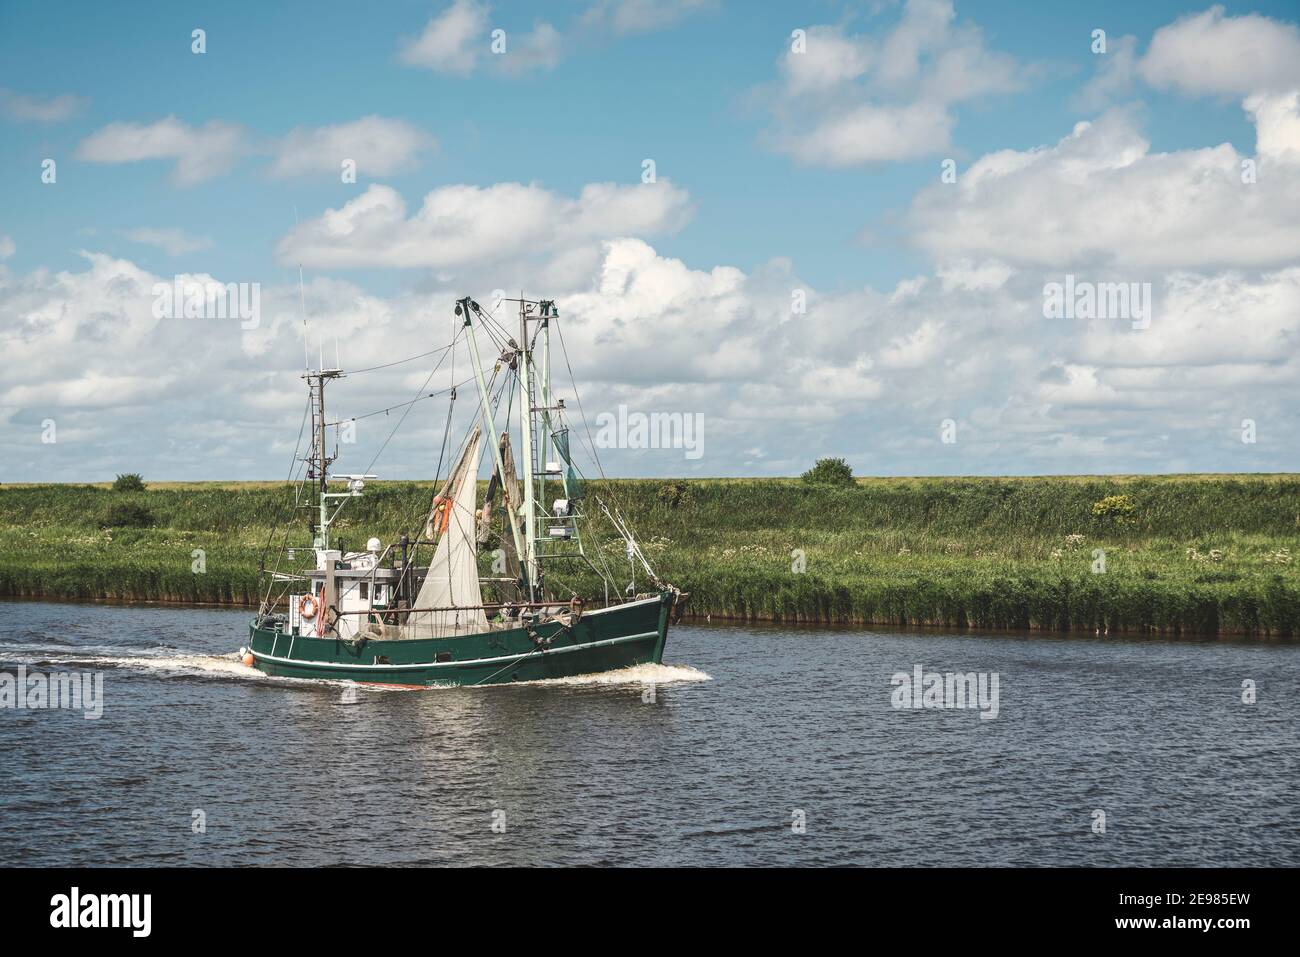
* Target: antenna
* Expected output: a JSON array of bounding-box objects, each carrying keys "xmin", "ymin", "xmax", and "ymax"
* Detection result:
[
  {"xmin": 300, "ymin": 268, "xmax": 310, "ymax": 371},
  {"xmin": 295, "ymin": 206, "xmax": 309, "ymax": 373}
]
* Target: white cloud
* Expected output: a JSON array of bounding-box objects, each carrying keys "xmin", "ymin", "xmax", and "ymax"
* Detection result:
[
  {"xmin": 1139, "ymin": 5, "xmax": 1300, "ymax": 98},
  {"xmin": 0, "ymin": 253, "xmax": 179, "ymax": 413},
  {"xmin": 118, "ymin": 228, "xmax": 212, "ymax": 256},
  {"xmin": 397, "ymin": 0, "xmax": 713, "ymax": 79},
  {"xmin": 579, "ymin": 0, "xmax": 714, "ymax": 37},
  {"xmin": 1074, "ymin": 34, "xmax": 1138, "ymax": 112},
  {"xmin": 398, "ymin": 0, "xmax": 490, "ymax": 74},
  {"xmin": 780, "ymin": 25, "xmax": 871, "ymax": 96},
  {"xmin": 1070, "ymin": 268, "xmax": 1300, "ymax": 369},
  {"xmin": 276, "ymin": 180, "xmax": 694, "ymax": 271},
  {"xmin": 906, "ymin": 101, "xmax": 1300, "ymax": 271},
  {"xmin": 549, "ymin": 241, "xmax": 1300, "ymax": 474},
  {"xmin": 77, "ymin": 117, "xmax": 246, "ymax": 185},
  {"xmin": 0, "ymin": 251, "xmax": 460, "ymax": 479},
  {"xmin": 878, "ymin": 320, "xmax": 942, "ymax": 369},
  {"xmin": 0, "ymin": 236, "xmax": 14, "ymax": 260},
  {"xmin": 1247, "ymin": 90, "xmax": 1300, "ymax": 162},
  {"xmin": 0, "ymin": 88, "xmax": 87, "ymax": 123},
  {"xmin": 270, "ymin": 116, "xmax": 436, "ymax": 179},
  {"xmin": 4, "ymin": 230, "xmax": 1298, "ymax": 480},
  {"xmin": 399, "ymin": 0, "xmax": 562, "ymax": 75},
  {"xmin": 11, "ymin": 0, "xmax": 1300, "ymax": 479},
  {"xmin": 934, "ymin": 259, "xmax": 1013, "ymax": 292},
  {"xmin": 1, "ymin": 371, "xmax": 176, "ymax": 410},
  {"xmin": 496, "ymin": 21, "xmax": 564, "ymax": 74},
  {"xmin": 784, "ymin": 102, "xmax": 953, "ymax": 167},
  {"xmin": 76, "ymin": 115, "xmax": 439, "ymax": 184},
  {"xmin": 762, "ymin": 0, "xmax": 1026, "ymax": 166}
]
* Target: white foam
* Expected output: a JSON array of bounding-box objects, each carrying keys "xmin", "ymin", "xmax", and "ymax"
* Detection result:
[
  {"xmin": 513, "ymin": 662, "xmax": 712, "ymax": 687},
  {"xmin": 3, "ymin": 645, "xmax": 710, "ymax": 691},
  {"xmin": 1, "ymin": 648, "xmax": 309, "ymax": 685}
]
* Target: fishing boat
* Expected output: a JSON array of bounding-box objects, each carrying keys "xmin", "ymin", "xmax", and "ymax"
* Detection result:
[{"xmin": 241, "ymin": 295, "xmax": 686, "ymax": 686}]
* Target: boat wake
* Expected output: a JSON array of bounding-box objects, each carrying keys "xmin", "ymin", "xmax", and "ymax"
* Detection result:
[
  {"xmin": 1, "ymin": 643, "xmax": 710, "ymax": 691},
  {"xmin": 513, "ymin": 662, "xmax": 712, "ymax": 687},
  {"xmin": 0, "ymin": 644, "xmax": 304, "ymax": 685}
]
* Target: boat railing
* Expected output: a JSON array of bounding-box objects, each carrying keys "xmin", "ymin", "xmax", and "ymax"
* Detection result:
[
  {"xmin": 330, "ymin": 593, "xmax": 656, "ymax": 617},
  {"xmin": 332, "ymin": 599, "xmax": 579, "ymax": 617}
]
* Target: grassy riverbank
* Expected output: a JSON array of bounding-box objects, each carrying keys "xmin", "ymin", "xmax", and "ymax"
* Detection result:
[{"xmin": 1, "ymin": 475, "xmax": 1298, "ymax": 635}]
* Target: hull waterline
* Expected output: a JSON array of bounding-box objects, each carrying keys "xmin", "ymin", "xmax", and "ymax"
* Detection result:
[{"xmin": 245, "ymin": 592, "xmax": 672, "ymax": 687}]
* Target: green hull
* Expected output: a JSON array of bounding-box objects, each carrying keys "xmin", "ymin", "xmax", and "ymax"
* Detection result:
[{"xmin": 246, "ymin": 592, "xmax": 672, "ymax": 686}]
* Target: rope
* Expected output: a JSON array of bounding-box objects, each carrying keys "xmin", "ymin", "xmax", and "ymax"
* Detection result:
[
  {"xmin": 551, "ymin": 314, "xmax": 660, "ymax": 593},
  {"xmin": 335, "ymin": 377, "xmax": 470, "ymax": 426},
  {"xmin": 258, "ymin": 393, "xmax": 313, "ymax": 613},
  {"xmin": 361, "ymin": 330, "xmax": 462, "ymax": 476},
  {"xmin": 471, "ymin": 636, "xmax": 549, "ymax": 686},
  {"xmin": 346, "ymin": 342, "xmax": 455, "ymax": 376}
]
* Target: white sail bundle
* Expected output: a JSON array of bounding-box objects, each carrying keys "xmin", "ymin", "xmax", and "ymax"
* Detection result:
[{"xmin": 402, "ymin": 429, "xmax": 489, "ymax": 639}]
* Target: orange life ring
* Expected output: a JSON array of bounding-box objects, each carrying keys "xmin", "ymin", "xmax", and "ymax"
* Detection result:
[{"xmin": 299, "ymin": 594, "xmax": 319, "ymax": 620}]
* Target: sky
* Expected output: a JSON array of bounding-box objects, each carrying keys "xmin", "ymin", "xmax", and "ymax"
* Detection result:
[{"xmin": 1, "ymin": 0, "xmax": 1298, "ymax": 481}]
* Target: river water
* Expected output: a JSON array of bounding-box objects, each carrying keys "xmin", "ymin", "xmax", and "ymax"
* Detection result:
[{"xmin": 0, "ymin": 600, "xmax": 1295, "ymax": 867}]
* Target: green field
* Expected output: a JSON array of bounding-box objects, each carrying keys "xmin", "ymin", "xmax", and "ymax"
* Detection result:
[{"xmin": 1, "ymin": 475, "xmax": 1298, "ymax": 636}]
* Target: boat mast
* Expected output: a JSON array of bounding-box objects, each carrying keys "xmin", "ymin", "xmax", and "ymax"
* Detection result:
[
  {"xmin": 304, "ymin": 365, "xmax": 343, "ymax": 549},
  {"xmin": 458, "ymin": 297, "xmax": 528, "ymax": 587},
  {"xmin": 539, "ymin": 304, "xmax": 550, "ymax": 525},
  {"xmin": 537, "ymin": 300, "xmax": 563, "ymax": 510},
  {"xmin": 517, "ymin": 297, "xmax": 540, "ymax": 600},
  {"xmin": 316, "ymin": 371, "xmax": 328, "ymax": 541}
]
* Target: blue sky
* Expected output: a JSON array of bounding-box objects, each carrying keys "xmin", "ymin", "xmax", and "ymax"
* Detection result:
[
  {"xmin": 1, "ymin": 0, "xmax": 1281, "ymax": 290},
  {"xmin": 2, "ymin": 0, "xmax": 1299, "ymax": 480}
]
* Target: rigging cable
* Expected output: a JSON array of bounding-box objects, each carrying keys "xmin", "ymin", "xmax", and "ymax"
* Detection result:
[
  {"xmin": 473, "ymin": 298, "xmax": 517, "ymax": 350},
  {"xmin": 552, "ymin": 313, "xmax": 664, "ymax": 590},
  {"xmin": 345, "ymin": 342, "xmax": 456, "ymax": 377},
  {"xmin": 402, "ymin": 365, "xmax": 506, "ymax": 568},
  {"xmin": 257, "ymin": 392, "xmax": 313, "ymax": 613},
  {"xmin": 546, "ymin": 318, "xmax": 624, "ymax": 594},
  {"xmin": 405, "ymin": 317, "xmax": 463, "ymax": 550},
  {"xmin": 362, "ymin": 359, "xmax": 456, "ymax": 477},
  {"xmin": 330, "ymin": 376, "xmax": 473, "ymax": 428}
]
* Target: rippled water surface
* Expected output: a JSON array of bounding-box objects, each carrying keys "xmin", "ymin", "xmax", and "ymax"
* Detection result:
[{"xmin": 1, "ymin": 600, "xmax": 1296, "ymax": 866}]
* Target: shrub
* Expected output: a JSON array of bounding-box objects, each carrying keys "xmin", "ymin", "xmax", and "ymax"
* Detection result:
[
  {"xmin": 656, "ymin": 480, "xmax": 692, "ymax": 509},
  {"xmin": 1091, "ymin": 493, "xmax": 1136, "ymax": 525},
  {"xmin": 801, "ymin": 457, "xmax": 855, "ymax": 488},
  {"xmin": 102, "ymin": 501, "xmax": 155, "ymax": 528},
  {"xmin": 112, "ymin": 473, "xmax": 146, "ymax": 492}
]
